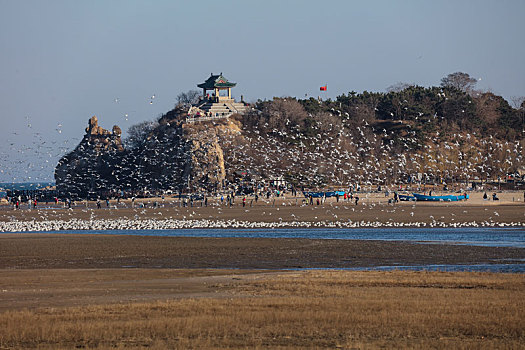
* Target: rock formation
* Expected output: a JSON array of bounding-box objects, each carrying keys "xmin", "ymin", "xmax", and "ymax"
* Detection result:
[
  {"xmin": 55, "ymin": 112, "xmax": 232, "ymax": 197},
  {"xmin": 55, "ymin": 116, "xmax": 125, "ymax": 198},
  {"xmin": 182, "ymin": 122, "xmax": 226, "ymax": 191}
]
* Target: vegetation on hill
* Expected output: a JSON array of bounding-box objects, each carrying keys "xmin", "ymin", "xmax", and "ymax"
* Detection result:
[
  {"xmin": 226, "ymin": 73, "xmax": 523, "ymax": 188},
  {"xmin": 56, "ymin": 73, "xmax": 524, "ymax": 197}
]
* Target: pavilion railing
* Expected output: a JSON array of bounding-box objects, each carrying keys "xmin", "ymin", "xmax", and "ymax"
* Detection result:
[{"xmin": 185, "ymin": 113, "xmax": 232, "ymax": 123}]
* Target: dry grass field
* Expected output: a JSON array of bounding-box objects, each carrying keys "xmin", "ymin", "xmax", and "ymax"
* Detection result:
[{"xmin": 1, "ymin": 270, "xmax": 524, "ymax": 349}]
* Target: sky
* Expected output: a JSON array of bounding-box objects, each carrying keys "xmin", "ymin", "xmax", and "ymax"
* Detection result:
[{"xmin": 1, "ymin": 0, "xmax": 524, "ymax": 182}]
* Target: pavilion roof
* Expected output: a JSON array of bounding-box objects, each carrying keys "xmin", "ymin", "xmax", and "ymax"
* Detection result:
[{"xmin": 197, "ymin": 73, "xmax": 236, "ymax": 89}]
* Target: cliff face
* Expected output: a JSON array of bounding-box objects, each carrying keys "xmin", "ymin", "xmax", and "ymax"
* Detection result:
[
  {"xmin": 55, "ymin": 114, "xmax": 236, "ymax": 197},
  {"xmin": 182, "ymin": 123, "xmax": 226, "ymax": 191}
]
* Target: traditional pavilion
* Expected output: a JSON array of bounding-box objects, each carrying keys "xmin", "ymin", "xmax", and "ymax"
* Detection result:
[
  {"xmin": 198, "ymin": 73, "xmax": 237, "ymax": 102},
  {"xmin": 188, "ymin": 73, "xmax": 248, "ymax": 120}
]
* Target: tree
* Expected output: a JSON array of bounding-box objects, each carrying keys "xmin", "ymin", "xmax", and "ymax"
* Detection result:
[
  {"xmin": 440, "ymin": 72, "xmax": 477, "ymax": 92},
  {"xmin": 510, "ymin": 96, "xmax": 525, "ymax": 110},
  {"xmin": 124, "ymin": 120, "xmax": 158, "ymax": 149},
  {"xmin": 510, "ymin": 96, "xmax": 525, "ymax": 137},
  {"xmin": 176, "ymin": 90, "xmax": 201, "ymax": 106},
  {"xmin": 386, "ymin": 82, "xmax": 413, "ymax": 93}
]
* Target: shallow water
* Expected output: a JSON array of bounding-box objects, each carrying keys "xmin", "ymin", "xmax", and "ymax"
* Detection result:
[
  {"xmin": 292, "ymin": 263, "xmax": 525, "ymax": 273},
  {"xmin": 22, "ymin": 227, "xmax": 525, "ymax": 248}
]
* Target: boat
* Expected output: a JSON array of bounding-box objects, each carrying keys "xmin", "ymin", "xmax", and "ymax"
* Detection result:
[
  {"xmin": 303, "ymin": 191, "xmax": 346, "ymax": 198},
  {"xmin": 303, "ymin": 191, "xmax": 324, "ymax": 198},
  {"xmin": 398, "ymin": 194, "xmax": 416, "ymax": 201},
  {"xmin": 324, "ymin": 191, "xmax": 346, "ymax": 197},
  {"xmin": 412, "ymin": 193, "xmax": 468, "ymax": 202}
]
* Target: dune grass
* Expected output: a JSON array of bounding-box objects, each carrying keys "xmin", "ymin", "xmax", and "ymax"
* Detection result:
[{"xmin": 0, "ymin": 270, "xmax": 523, "ymax": 349}]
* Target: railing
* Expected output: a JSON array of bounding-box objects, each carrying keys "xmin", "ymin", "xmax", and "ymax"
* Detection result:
[{"xmin": 185, "ymin": 113, "xmax": 233, "ymax": 123}]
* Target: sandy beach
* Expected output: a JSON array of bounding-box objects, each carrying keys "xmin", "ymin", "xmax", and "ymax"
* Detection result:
[{"xmin": 1, "ymin": 191, "xmax": 524, "ymax": 229}]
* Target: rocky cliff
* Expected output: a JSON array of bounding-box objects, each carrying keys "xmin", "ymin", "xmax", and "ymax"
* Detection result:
[
  {"xmin": 182, "ymin": 122, "xmax": 226, "ymax": 191},
  {"xmin": 55, "ymin": 116, "xmax": 126, "ymax": 197},
  {"xmin": 55, "ymin": 113, "xmax": 235, "ymax": 197}
]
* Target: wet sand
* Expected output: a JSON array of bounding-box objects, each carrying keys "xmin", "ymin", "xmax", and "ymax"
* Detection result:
[
  {"xmin": 1, "ymin": 233, "xmax": 523, "ymax": 270},
  {"xmin": 1, "ymin": 233, "xmax": 523, "ymax": 312}
]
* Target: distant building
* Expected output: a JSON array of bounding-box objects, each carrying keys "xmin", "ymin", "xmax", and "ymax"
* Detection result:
[{"xmin": 188, "ymin": 73, "xmax": 248, "ymax": 121}]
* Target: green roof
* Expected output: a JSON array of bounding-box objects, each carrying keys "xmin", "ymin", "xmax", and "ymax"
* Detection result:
[{"xmin": 197, "ymin": 73, "xmax": 236, "ymax": 89}]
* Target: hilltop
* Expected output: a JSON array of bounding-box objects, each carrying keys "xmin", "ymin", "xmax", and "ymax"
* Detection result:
[{"xmin": 55, "ymin": 78, "xmax": 524, "ymax": 198}]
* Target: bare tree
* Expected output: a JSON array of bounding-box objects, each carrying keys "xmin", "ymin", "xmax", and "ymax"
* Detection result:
[
  {"xmin": 176, "ymin": 90, "xmax": 201, "ymax": 107},
  {"xmin": 510, "ymin": 96, "xmax": 525, "ymax": 110},
  {"xmin": 440, "ymin": 72, "xmax": 477, "ymax": 92},
  {"xmin": 511, "ymin": 96, "xmax": 525, "ymax": 137},
  {"xmin": 124, "ymin": 120, "xmax": 158, "ymax": 149},
  {"xmin": 386, "ymin": 82, "xmax": 413, "ymax": 93}
]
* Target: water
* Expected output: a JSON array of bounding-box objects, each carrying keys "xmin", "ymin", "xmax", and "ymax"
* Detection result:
[
  {"xmin": 289, "ymin": 264, "xmax": 525, "ymax": 273},
  {"xmin": 11, "ymin": 227, "xmax": 523, "ymax": 272},
  {"xmin": 30, "ymin": 227, "xmax": 524, "ymax": 248},
  {"xmin": 0, "ymin": 182, "xmax": 54, "ymax": 197}
]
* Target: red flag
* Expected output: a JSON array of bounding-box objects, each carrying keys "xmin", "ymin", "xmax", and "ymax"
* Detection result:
[{"xmin": 320, "ymin": 85, "xmax": 327, "ymax": 91}]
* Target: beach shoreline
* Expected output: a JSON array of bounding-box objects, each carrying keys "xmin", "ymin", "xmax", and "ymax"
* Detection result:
[{"xmin": 1, "ymin": 191, "xmax": 524, "ymax": 231}]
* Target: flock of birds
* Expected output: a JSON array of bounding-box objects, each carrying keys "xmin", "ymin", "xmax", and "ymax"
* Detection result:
[
  {"xmin": 215, "ymin": 106, "xmax": 522, "ymax": 189},
  {"xmin": 1, "ymin": 214, "xmax": 522, "ymax": 233},
  {"xmin": 2, "ymin": 93, "xmax": 522, "ymax": 197},
  {"xmin": 1, "ymin": 93, "xmax": 161, "ymax": 184}
]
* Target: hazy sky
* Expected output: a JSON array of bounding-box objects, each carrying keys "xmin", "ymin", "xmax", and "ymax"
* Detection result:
[{"xmin": 1, "ymin": 0, "xmax": 524, "ymax": 182}]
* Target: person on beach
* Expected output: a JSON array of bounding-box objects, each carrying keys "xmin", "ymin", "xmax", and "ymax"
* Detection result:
[
  {"xmin": 97, "ymin": 200, "xmax": 101, "ymax": 209},
  {"xmin": 483, "ymin": 192, "xmax": 488, "ymax": 200},
  {"xmin": 393, "ymin": 192, "xmax": 398, "ymax": 203},
  {"xmin": 243, "ymin": 197, "xmax": 246, "ymax": 207},
  {"xmin": 355, "ymin": 196, "xmax": 359, "ymax": 205}
]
